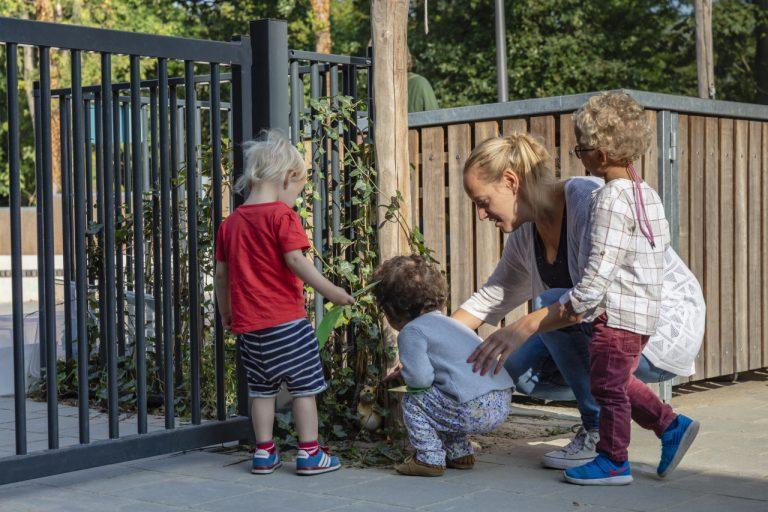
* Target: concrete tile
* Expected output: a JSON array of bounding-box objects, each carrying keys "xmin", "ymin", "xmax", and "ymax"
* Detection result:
[
  {"xmin": 663, "ymin": 471, "xmax": 768, "ymax": 501},
  {"xmin": 323, "ymin": 473, "xmax": 476, "ymax": 508},
  {"xmin": 560, "ymin": 479, "xmax": 701, "ymax": 511},
  {"xmin": 422, "ymin": 489, "xmax": 606, "ymax": 512},
  {"xmin": 128, "ymin": 451, "xmax": 249, "ymax": 480},
  {"xmin": 330, "ymin": 503, "xmax": 412, "ymax": 512},
  {"xmin": 658, "ymin": 494, "xmax": 768, "ymax": 512},
  {"xmin": 441, "ymin": 461, "xmax": 571, "ymax": 497},
  {"xmin": 33, "ymin": 465, "xmax": 177, "ymax": 494},
  {"xmin": 232, "ymin": 464, "xmax": 390, "ymax": 491},
  {"xmin": 106, "ymin": 474, "xmax": 256, "ymax": 507},
  {"xmin": 194, "ymin": 488, "xmax": 354, "ymax": 512}
]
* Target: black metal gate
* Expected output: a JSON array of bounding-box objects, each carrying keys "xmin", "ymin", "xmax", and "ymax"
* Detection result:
[{"xmin": 0, "ymin": 16, "xmax": 371, "ymax": 485}]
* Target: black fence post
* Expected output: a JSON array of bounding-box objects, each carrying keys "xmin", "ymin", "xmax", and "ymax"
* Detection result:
[{"xmin": 250, "ymin": 19, "xmax": 290, "ymax": 136}]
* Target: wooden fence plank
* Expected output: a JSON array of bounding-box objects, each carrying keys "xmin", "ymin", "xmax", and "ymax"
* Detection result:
[
  {"xmin": 408, "ymin": 129, "xmax": 420, "ymax": 229},
  {"xmin": 704, "ymin": 116, "xmax": 719, "ymax": 378},
  {"xmin": 447, "ymin": 124, "xmax": 474, "ymax": 311},
  {"xmin": 474, "ymin": 121, "xmax": 501, "ymax": 340},
  {"xmin": 688, "ymin": 116, "xmax": 706, "ymax": 380},
  {"xmin": 748, "ymin": 121, "xmax": 762, "ymax": 370},
  {"xmin": 421, "ymin": 126, "xmax": 446, "ymax": 270},
  {"xmin": 677, "ymin": 115, "xmax": 690, "ymax": 266},
  {"xmin": 559, "ymin": 113, "xmax": 582, "ymax": 178},
  {"xmin": 644, "ymin": 111, "xmax": 659, "ymax": 191},
  {"xmin": 502, "ymin": 118, "xmax": 527, "ymax": 137},
  {"xmin": 500, "ymin": 118, "xmax": 530, "ymax": 326},
  {"xmin": 530, "ymin": 116, "xmax": 556, "ymax": 159},
  {"xmin": 734, "ymin": 120, "xmax": 749, "ymax": 373},
  {"xmin": 763, "ymin": 124, "xmax": 768, "ymax": 368},
  {"xmin": 719, "ymin": 118, "xmax": 735, "ymax": 376}
]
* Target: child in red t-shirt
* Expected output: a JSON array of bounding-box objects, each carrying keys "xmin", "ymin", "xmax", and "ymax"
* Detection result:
[{"xmin": 215, "ymin": 130, "xmax": 353, "ymax": 476}]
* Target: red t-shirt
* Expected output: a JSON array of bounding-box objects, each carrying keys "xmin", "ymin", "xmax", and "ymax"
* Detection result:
[{"xmin": 215, "ymin": 202, "xmax": 310, "ymax": 333}]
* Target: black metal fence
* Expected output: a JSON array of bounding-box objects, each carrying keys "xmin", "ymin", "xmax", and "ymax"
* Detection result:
[{"xmin": 1, "ymin": 16, "xmax": 371, "ymax": 484}]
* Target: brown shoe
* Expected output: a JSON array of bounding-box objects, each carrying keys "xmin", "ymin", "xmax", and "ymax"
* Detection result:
[
  {"xmin": 447, "ymin": 454, "xmax": 475, "ymax": 470},
  {"xmin": 394, "ymin": 456, "xmax": 445, "ymax": 477}
]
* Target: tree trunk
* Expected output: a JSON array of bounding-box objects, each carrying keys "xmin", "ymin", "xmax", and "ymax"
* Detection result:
[
  {"xmin": 371, "ymin": 0, "xmax": 412, "ymax": 373},
  {"xmin": 756, "ymin": 0, "xmax": 768, "ymax": 103},
  {"xmin": 311, "ymin": 0, "xmax": 332, "ymax": 54},
  {"xmin": 694, "ymin": 0, "xmax": 716, "ymax": 99}
]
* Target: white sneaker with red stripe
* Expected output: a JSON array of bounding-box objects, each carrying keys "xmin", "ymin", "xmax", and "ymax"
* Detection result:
[{"xmin": 295, "ymin": 445, "xmax": 341, "ymax": 475}]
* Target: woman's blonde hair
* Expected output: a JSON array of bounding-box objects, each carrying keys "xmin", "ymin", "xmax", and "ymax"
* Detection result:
[
  {"xmin": 234, "ymin": 130, "xmax": 306, "ymax": 196},
  {"xmin": 574, "ymin": 91, "xmax": 652, "ymax": 164},
  {"xmin": 463, "ymin": 131, "xmax": 556, "ymax": 217}
]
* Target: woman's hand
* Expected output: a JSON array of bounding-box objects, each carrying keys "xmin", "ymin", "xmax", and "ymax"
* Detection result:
[{"xmin": 467, "ymin": 317, "xmax": 535, "ymax": 376}]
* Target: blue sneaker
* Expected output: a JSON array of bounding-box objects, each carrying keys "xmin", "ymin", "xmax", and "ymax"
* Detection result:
[
  {"xmin": 295, "ymin": 445, "xmax": 341, "ymax": 475},
  {"xmin": 657, "ymin": 414, "xmax": 700, "ymax": 477},
  {"xmin": 564, "ymin": 453, "xmax": 633, "ymax": 485},
  {"xmin": 251, "ymin": 448, "xmax": 281, "ymax": 475}
]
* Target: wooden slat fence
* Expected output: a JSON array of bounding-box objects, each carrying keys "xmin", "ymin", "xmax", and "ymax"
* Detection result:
[{"xmin": 408, "ymin": 92, "xmax": 768, "ymax": 383}]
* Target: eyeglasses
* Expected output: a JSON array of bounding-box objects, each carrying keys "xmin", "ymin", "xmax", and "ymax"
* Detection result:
[{"xmin": 572, "ymin": 146, "xmax": 597, "ymax": 159}]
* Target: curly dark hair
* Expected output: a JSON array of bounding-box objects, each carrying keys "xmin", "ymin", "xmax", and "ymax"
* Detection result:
[{"xmin": 372, "ymin": 255, "xmax": 447, "ymax": 326}]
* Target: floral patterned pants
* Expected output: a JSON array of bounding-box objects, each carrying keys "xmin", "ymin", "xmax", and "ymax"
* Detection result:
[{"xmin": 402, "ymin": 387, "xmax": 511, "ymax": 466}]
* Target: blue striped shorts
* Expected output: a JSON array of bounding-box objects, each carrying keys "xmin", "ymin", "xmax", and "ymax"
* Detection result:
[{"xmin": 238, "ymin": 318, "xmax": 328, "ymax": 398}]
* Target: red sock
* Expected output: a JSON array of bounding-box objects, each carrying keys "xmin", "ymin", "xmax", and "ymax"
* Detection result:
[
  {"xmin": 298, "ymin": 440, "xmax": 320, "ymax": 456},
  {"xmin": 256, "ymin": 440, "xmax": 275, "ymax": 454}
]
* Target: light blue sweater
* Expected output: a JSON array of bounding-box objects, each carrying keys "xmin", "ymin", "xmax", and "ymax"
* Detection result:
[{"xmin": 397, "ymin": 311, "xmax": 514, "ymax": 403}]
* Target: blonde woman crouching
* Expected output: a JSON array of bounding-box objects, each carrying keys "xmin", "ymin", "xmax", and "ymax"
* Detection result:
[{"xmin": 452, "ymin": 92, "xmax": 705, "ymax": 480}]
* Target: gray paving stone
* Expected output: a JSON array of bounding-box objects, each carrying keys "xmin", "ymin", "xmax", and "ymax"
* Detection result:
[
  {"xmin": 230, "ymin": 464, "xmax": 391, "ymax": 491},
  {"xmin": 660, "ymin": 494, "xmax": 768, "ymax": 512},
  {"xmin": 106, "ymin": 474, "xmax": 256, "ymax": 507},
  {"xmin": 323, "ymin": 473, "xmax": 476, "ymax": 508},
  {"xmin": 662, "ymin": 471, "xmax": 768, "ymax": 501},
  {"xmin": 421, "ymin": 488, "xmax": 608, "ymax": 512},
  {"xmin": 560, "ymin": 478, "xmax": 701, "ymax": 511},
  {"xmin": 330, "ymin": 503, "xmax": 412, "ymax": 512},
  {"xmin": 195, "ymin": 487, "xmax": 354, "ymax": 512}
]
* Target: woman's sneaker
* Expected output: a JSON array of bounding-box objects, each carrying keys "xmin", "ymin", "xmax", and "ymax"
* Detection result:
[
  {"xmin": 295, "ymin": 446, "xmax": 341, "ymax": 475},
  {"xmin": 657, "ymin": 414, "xmax": 700, "ymax": 477},
  {"xmin": 542, "ymin": 425, "xmax": 599, "ymax": 469},
  {"xmin": 564, "ymin": 453, "xmax": 633, "ymax": 486},
  {"xmin": 251, "ymin": 448, "xmax": 282, "ymax": 474}
]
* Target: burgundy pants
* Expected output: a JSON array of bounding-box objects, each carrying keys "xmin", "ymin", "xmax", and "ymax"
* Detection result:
[{"xmin": 590, "ymin": 315, "xmax": 677, "ymax": 462}]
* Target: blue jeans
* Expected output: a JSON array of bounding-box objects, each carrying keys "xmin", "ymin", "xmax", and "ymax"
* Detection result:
[{"xmin": 504, "ymin": 288, "xmax": 676, "ymax": 431}]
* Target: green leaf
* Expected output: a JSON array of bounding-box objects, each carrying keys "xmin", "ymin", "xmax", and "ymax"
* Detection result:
[
  {"xmin": 316, "ymin": 306, "xmax": 344, "ymax": 349},
  {"xmin": 352, "ymin": 280, "xmax": 379, "ymax": 298}
]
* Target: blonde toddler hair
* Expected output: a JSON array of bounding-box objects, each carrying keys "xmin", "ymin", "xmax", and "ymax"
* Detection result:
[
  {"xmin": 574, "ymin": 91, "xmax": 652, "ymax": 164},
  {"xmin": 463, "ymin": 132, "xmax": 556, "ymax": 217},
  {"xmin": 234, "ymin": 130, "xmax": 306, "ymax": 196}
]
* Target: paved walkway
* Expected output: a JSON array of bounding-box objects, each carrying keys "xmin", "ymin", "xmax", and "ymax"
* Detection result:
[{"xmin": 1, "ymin": 372, "xmax": 766, "ymax": 512}]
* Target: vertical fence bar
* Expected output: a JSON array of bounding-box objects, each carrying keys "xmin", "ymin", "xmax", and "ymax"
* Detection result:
[
  {"xmin": 210, "ymin": 63, "xmax": 226, "ymax": 421},
  {"xmin": 310, "ymin": 62, "xmax": 324, "ymax": 323},
  {"xmin": 170, "ymin": 88, "xmax": 183, "ymax": 389},
  {"xmin": 158, "ymin": 59, "xmax": 175, "ymax": 429},
  {"xmin": 185, "ymin": 60, "xmax": 202, "ymax": 425},
  {"xmin": 231, "ymin": 36, "xmax": 253, "ymax": 417},
  {"xmin": 85, "ymin": 98, "xmax": 93, "ymax": 224},
  {"xmin": 61, "ymin": 95, "xmax": 74, "ymax": 364},
  {"xmin": 94, "ymin": 93, "xmax": 108, "ymax": 367},
  {"xmin": 34, "ymin": 88, "xmax": 47, "ymax": 372},
  {"xmin": 40, "ymin": 47, "xmax": 59, "ymax": 449},
  {"xmin": 113, "ymin": 92, "xmax": 125, "ymax": 359},
  {"xmin": 7, "ymin": 42, "xmax": 27, "ymax": 456},
  {"xmin": 71, "ymin": 50, "xmax": 90, "ymax": 444},
  {"xmin": 150, "ymin": 85, "xmax": 164, "ymax": 385},
  {"xmin": 130, "ymin": 55, "xmax": 148, "ymax": 434},
  {"xmin": 101, "ymin": 53, "xmax": 119, "ymax": 438},
  {"xmin": 122, "ymin": 101, "xmax": 134, "ymax": 290},
  {"xmin": 330, "ymin": 65, "xmax": 341, "ymax": 244},
  {"xmin": 290, "ymin": 59, "xmax": 301, "ymax": 144}
]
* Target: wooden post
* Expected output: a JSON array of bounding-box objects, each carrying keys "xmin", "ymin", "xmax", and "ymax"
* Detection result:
[
  {"xmin": 371, "ymin": 0, "xmax": 412, "ymax": 371},
  {"xmin": 694, "ymin": 0, "xmax": 715, "ymax": 99}
]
